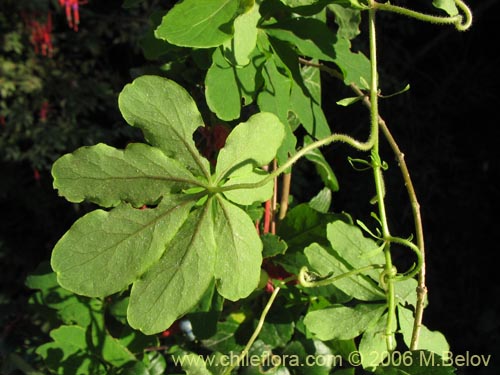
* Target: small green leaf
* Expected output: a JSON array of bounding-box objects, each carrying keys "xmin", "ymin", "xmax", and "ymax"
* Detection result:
[
  {"xmin": 336, "ymin": 96, "xmax": 363, "ymax": 107},
  {"xmin": 155, "ymin": 0, "xmax": 242, "ymax": 48},
  {"xmin": 127, "ymin": 204, "xmax": 216, "ymax": 334},
  {"xmin": 51, "ymin": 198, "xmax": 195, "ymax": 297},
  {"xmin": 179, "ymin": 353, "xmax": 214, "ymax": 375},
  {"xmin": 432, "ymin": 0, "xmax": 458, "ymax": 16},
  {"xmin": 308, "ymin": 187, "xmax": 332, "ymax": 213},
  {"xmin": 118, "ymin": 75, "xmax": 211, "ymax": 177},
  {"xmin": 304, "ymin": 303, "xmax": 386, "ymax": 340},
  {"xmin": 262, "ymin": 233, "xmax": 288, "ymax": 258},
  {"xmin": 52, "ymin": 143, "xmax": 201, "ymax": 207}
]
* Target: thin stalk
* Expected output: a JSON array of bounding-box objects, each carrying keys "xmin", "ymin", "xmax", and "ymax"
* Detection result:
[
  {"xmin": 299, "ymin": 56, "xmax": 427, "ymax": 350},
  {"xmin": 222, "ymin": 286, "xmax": 281, "ymax": 375},
  {"xmin": 372, "ymin": 0, "xmax": 472, "ymax": 31},
  {"xmin": 367, "ymin": 4, "xmax": 397, "ymax": 351},
  {"xmin": 299, "ymin": 264, "xmax": 384, "ymax": 288},
  {"xmin": 271, "ymin": 159, "xmax": 278, "ymax": 234},
  {"xmin": 278, "ymin": 172, "xmax": 292, "ymax": 220},
  {"xmin": 219, "ymin": 131, "xmax": 375, "ymax": 193}
]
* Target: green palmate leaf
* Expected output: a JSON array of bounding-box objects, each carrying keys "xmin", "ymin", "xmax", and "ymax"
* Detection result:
[
  {"xmin": 398, "ymin": 306, "xmax": 450, "ymax": 355},
  {"xmin": 51, "ymin": 75, "xmax": 283, "ymax": 334},
  {"xmin": 304, "ymin": 243, "xmax": 385, "ymax": 301},
  {"xmin": 127, "ymin": 204, "xmax": 216, "ymax": 334},
  {"xmin": 213, "ymin": 196, "xmax": 263, "ymax": 300},
  {"xmin": 51, "ymin": 198, "xmax": 195, "ymax": 297},
  {"xmin": 304, "ymin": 303, "xmax": 386, "ymax": 340},
  {"xmin": 118, "ymin": 75, "xmax": 211, "ymax": 177},
  {"xmin": 155, "ymin": 0, "xmax": 244, "ymax": 48},
  {"xmin": 52, "ymin": 143, "xmax": 201, "ymax": 208}
]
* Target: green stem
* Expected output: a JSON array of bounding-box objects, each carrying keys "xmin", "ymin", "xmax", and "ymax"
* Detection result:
[
  {"xmin": 222, "ymin": 286, "xmax": 281, "ymax": 375},
  {"xmin": 367, "ymin": 4, "xmax": 397, "ymax": 351},
  {"xmin": 299, "ymin": 264, "xmax": 384, "ymax": 288},
  {"xmin": 372, "ymin": 0, "xmax": 472, "ymax": 31},
  {"xmin": 219, "ymin": 131, "xmax": 375, "ymax": 193}
]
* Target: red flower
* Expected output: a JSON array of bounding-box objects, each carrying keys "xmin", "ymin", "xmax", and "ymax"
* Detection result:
[
  {"xmin": 23, "ymin": 12, "xmax": 54, "ymax": 57},
  {"xmin": 39, "ymin": 101, "xmax": 50, "ymax": 122},
  {"xmin": 59, "ymin": 0, "xmax": 87, "ymax": 32},
  {"xmin": 262, "ymin": 260, "xmax": 296, "ymax": 293}
]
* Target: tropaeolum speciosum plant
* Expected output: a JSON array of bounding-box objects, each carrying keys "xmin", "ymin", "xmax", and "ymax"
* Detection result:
[{"xmin": 41, "ymin": 0, "xmax": 474, "ymax": 373}]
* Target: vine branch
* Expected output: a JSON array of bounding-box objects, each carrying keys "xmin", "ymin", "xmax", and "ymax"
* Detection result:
[
  {"xmin": 298, "ymin": 56, "xmax": 428, "ymax": 351},
  {"xmin": 371, "ymin": 0, "xmax": 472, "ymax": 31}
]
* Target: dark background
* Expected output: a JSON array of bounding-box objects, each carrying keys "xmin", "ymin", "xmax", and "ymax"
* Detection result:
[{"xmin": 1, "ymin": 1, "xmax": 499, "ymax": 374}]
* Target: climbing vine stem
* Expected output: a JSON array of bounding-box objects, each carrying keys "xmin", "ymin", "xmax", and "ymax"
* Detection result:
[
  {"xmin": 367, "ymin": 3, "xmax": 398, "ymax": 351},
  {"xmin": 222, "ymin": 281, "xmax": 285, "ymax": 375},
  {"xmin": 372, "ymin": 0, "xmax": 472, "ymax": 31}
]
